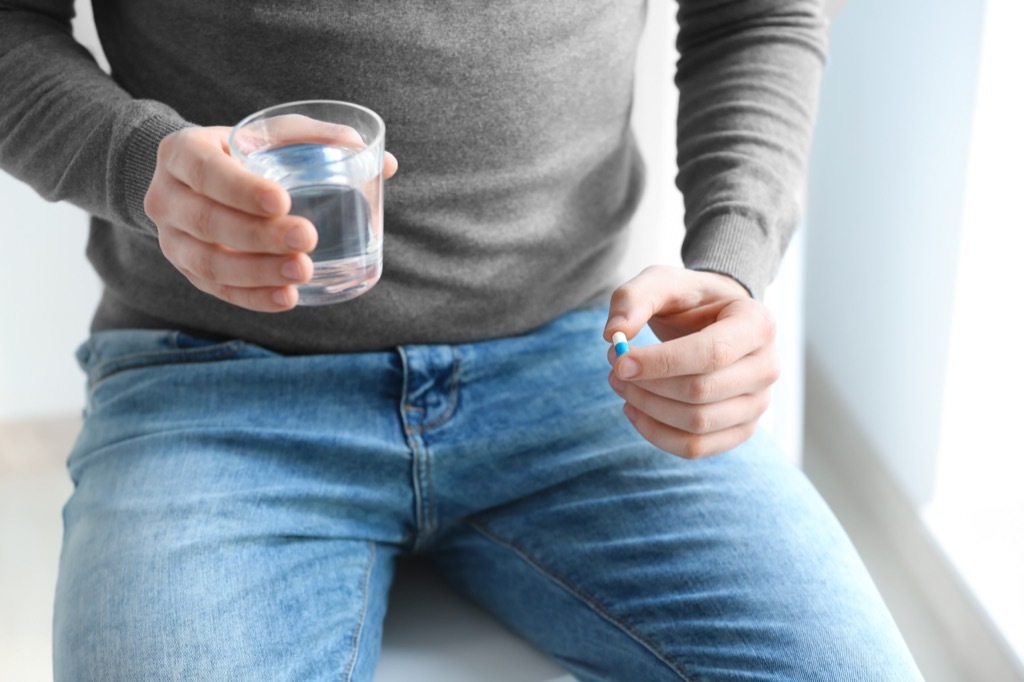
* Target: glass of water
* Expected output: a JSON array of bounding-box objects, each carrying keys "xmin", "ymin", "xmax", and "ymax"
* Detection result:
[{"xmin": 229, "ymin": 100, "xmax": 385, "ymax": 306}]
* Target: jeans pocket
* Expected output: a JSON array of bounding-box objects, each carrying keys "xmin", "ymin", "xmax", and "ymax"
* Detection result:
[{"xmin": 78, "ymin": 329, "xmax": 276, "ymax": 391}]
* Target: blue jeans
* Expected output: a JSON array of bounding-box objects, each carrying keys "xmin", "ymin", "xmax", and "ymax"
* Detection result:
[{"xmin": 54, "ymin": 308, "xmax": 921, "ymax": 681}]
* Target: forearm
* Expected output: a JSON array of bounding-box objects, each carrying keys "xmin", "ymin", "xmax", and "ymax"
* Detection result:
[
  {"xmin": 0, "ymin": 6, "xmax": 187, "ymax": 233},
  {"xmin": 675, "ymin": 0, "xmax": 828, "ymax": 299}
]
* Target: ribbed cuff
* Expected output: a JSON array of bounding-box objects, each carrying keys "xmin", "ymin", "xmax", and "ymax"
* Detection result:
[
  {"xmin": 681, "ymin": 213, "xmax": 784, "ymax": 301},
  {"xmin": 116, "ymin": 109, "xmax": 193, "ymax": 235}
]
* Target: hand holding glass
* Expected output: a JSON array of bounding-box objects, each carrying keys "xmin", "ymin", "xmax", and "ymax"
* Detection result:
[{"xmin": 230, "ymin": 101, "xmax": 386, "ymax": 305}]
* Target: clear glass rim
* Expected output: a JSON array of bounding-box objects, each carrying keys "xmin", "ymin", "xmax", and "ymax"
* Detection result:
[{"xmin": 228, "ymin": 99, "xmax": 385, "ymax": 161}]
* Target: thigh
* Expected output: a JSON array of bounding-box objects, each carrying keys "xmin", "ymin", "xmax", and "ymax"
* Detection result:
[
  {"xmin": 54, "ymin": 331, "xmax": 412, "ymax": 681},
  {"xmin": 433, "ymin": 432, "xmax": 920, "ymax": 681}
]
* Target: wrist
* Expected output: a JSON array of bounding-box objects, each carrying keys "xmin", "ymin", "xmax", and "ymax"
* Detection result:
[{"xmin": 692, "ymin": 269, "xmax": 753, "ymax": 300}]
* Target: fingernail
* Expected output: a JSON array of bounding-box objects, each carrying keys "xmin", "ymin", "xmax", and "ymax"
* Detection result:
[
  {"xmin": 272, "ymin": 288, "xmax": 292, "ymax": 307},
  {"xmin": 605, "ymin": 315, "xmax": 627, "ymax": 334},
  {"xmin": 259, "ymin": 190, "xmax": 284, "ymax": 214},
  {"xmin": 618, "ymin": 357, "xmax": 640, "ymax": 379},
  {"xmin": 284, "ymin": 226, "xmax": 310, "ymax": 251},
  {"xmin": 609, "ymin": 374, "xmax": 626, "ymax": 392},
  {"xmin": 281, "ymin": 260, "xmax": 303, "ymax": 281},
  {"xmin": 623, "ymin": 404, "xmax": 638, "ymax": 422}
]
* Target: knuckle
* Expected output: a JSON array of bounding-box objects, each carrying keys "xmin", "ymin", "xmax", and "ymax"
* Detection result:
[
  {"xmin": 738, "ymin": 421, "xmax": 758, "ymax": 443},
  {"xmin": 187, "ymin": 153, "xmax": 209, "ymax": 193},
  {"xmin": 156, "ymin": 227, "xmax": 185, "ymax": 268},
  {"xmin": 216, "ymin": 283, "xmax": 262, "ymax": 311},
  {"xmin": 143, "ymin": 188, "xmax": 164, "ymax": 221},
  {"xmin": 189, "ymin": 201, "xmax": 215, "ymax": 240},
  {"xmin": 162, "ymin": 132, "xmax": 189, "ymax": 172},
  {"xmin": 156, "ymin": 133, "xmax": 176, "ymax": 162},
  {"xmin": 688, "ymin": 375, "xmax": 715, "ymax": 403},
  {"xmin": 707, "ymin": 339, "xmax": 734, "ymax": 371},
  {"xmin": 611, "ymin": 280, "xmax": 641, "ymax": 307},
  {"xmin": 210, "ymin": 282, "xmax": 231, "ymax": 301},
  {"xmin": 632, "ymin": 390, "xmax": 655, "ymax": 416},
  {"xmin": 641, "ymin": 264, "xmax": 670, "ymax": 279},
  {"xmin": 194, "ymin": 251, "xmax": 218, "ymax": 282},
  {"xmin": 182, "ymin": 270, "xmax": 218, "ymax": 300},
  {"xmin": 650, "ymin": 351, "xmax": 674, "ymax": 379},
  {"xmin": 681, "ymin": 437, "xmax": 708, "ymax": 460},
  {"xmin": 753, "ymin": 391, "xmax": 773, "ymax": 416},
  {"xmin": 759, "ymin": 306, "xmax": 778, "ymax": 341},
  {"xmin": 234, "ymin": 286, "xmax": 262, "ymax": 309},
  {"xmin": 615, "ymin": 265, "xmax": 662, "ymax": 300},
  {"xmin": 687, "ymin": 407, "xmax": 715, "ymax": 435},
  {"xmin": 156, "ymin": 225, "xmax": 173, "ymax": 254},
  {"xmin": 181, "ymin": 271, "xmax": 203, "ymax": 292},
  {"xmin": 335, "ymin": 124, "xmax": 362, "ymax": 142}
]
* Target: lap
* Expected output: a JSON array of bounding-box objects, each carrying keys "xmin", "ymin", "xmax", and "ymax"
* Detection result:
[{"xmin": 54, "ymin": 316, "xmax": 921, "ymax": 681}]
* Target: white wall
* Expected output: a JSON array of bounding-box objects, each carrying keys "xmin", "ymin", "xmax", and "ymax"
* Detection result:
[
  {"xmin": 804, "ymin": 0, "xmax": 1024, "ymax": 666},
  {"xmin": 804, "ymin": 0, "xmax": 985, "ymax": 505},
  {"xmin": 926, "ymin": 0, "xmax": 1024, "ymax": 659},
  {"xmin": 0, "ymin": 4, "xmax": 105, "ymax": 420},
  {"xmin": 0, "ymin": 179, "xmax": 99, "ymax": 420}
]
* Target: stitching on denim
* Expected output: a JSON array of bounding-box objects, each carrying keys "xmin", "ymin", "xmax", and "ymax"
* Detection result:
[
  {"xmin": 342, "ymin": 541, "xmax": 377, "ymax": 682},
  {"xmin": 421, "ymin": 353, "xmax": 461, "ymax": 431},
  {"xmin": 397, "ymin": 347, "xmax": 427, "ymax": 540},
  {"xmin": 426, "ymin": 442, "xmax": 437, "ymax": 535},
  {"xmin": 468, "ymin": 520, "xmax": 696, "ymax": 682},
  {"xmin": 405, "ymin": 434, "xmax": 432, "ymax": 545},
  {"xmin": 409, "ymin": 434, "xmax": 434, "ymax": 539},
  {"xmin": 409, "ymin": 440, "xmax": 425, "ymax": 536}
]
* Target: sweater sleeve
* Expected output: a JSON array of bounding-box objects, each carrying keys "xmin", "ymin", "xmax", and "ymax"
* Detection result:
[
  {"xmin": 0, "ymin": 1, "xmax": 189, "ymax": 235},
  {"xmin": 674, "ymin": 0, "xmax": 828, "ymax": 299}
]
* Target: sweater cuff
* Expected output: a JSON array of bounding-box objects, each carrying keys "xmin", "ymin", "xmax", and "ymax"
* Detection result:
[
  {"xmin": 681, "ymin": 213, "xmax": 784, "ymax": 301},
  {"xmin": 116, "ymin": 109, "xmax": 193, "ymax": 235}
]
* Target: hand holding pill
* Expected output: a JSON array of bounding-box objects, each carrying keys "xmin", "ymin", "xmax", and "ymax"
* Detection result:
[{"xmin": 604, "ymin": 265, "xmax": 780, "ymax": 460}]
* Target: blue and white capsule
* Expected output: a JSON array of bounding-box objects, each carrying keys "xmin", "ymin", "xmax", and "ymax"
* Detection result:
[{"xmin": 612, "ymin": 331, "xmax": 630, "ymax": 357}]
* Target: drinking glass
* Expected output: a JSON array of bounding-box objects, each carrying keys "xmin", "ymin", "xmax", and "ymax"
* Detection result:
[{"xmin": 229, "ymin": 100, "xmax": 385, "ymax": 305}]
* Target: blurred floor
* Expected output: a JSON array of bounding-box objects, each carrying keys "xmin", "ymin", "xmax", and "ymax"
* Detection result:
[{"xmin": 0, "ymin": 417, "xmax": 77, "ymax": 682}]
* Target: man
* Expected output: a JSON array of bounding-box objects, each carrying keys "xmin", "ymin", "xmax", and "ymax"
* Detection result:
[{"xmin": 0, "ymin": 1, "xmax": 922, "ymax": 679}]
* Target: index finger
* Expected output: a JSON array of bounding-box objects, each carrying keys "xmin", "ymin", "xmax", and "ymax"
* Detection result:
[
  {"xmin": 615, "ymin": 299, "xmax": 773, "ymax": 380},
  {"xmin": 603, "ymin": 266, "xmax": 740, "ymax": 343},
  {"xmin": 161, "ymin": 127, "xmax": 290, "ymax": 217}
]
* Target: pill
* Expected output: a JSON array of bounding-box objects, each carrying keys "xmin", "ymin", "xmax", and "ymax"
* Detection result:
[{"xmin": 612, "ymin": 331, "xmax": 630, "ymax": 357}]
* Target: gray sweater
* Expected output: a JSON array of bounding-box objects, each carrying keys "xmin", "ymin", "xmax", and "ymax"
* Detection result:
[{"xmin": 0, "ymin": 1, "xmax": 827, "ymax": 354}]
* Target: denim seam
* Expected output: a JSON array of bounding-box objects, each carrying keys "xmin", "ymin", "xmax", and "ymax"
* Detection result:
[
  {"xmin": 399, "ymin": 413, "xmax": 432, "ymax": 536},
  {"xmin": 421, "ymin": 354, "xmax": 461, "ymax": 536},
  {"xmin": 468, "ymin": 520, "xmax": 696, "ymax": 682},
  {"xmin": 424, "ymin": 442, "xmax": 436, "ymax": 536},
  {"xmin": 342, "ymin": 540, "xmax": 377, "ymax": 682},
  {"xmin": 409, "ymin": 438, "xmax": 436, "ymax": 541},
  {"xmin": 397, "ymin": 349, "xmax": 434, "ymax": 542}
]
